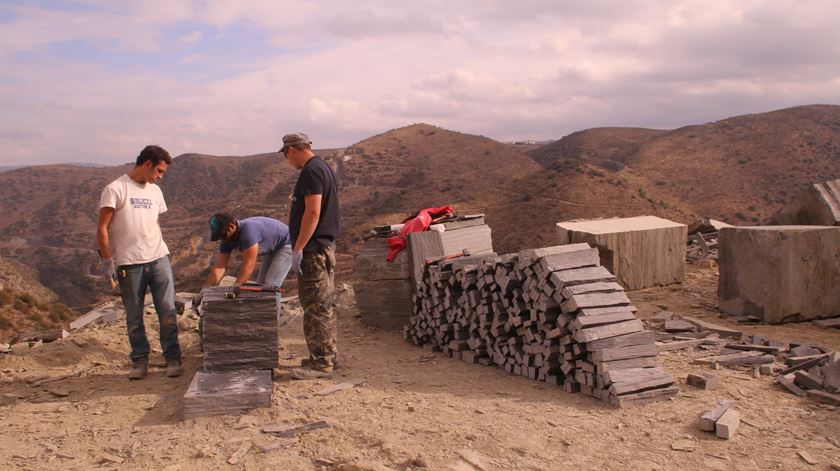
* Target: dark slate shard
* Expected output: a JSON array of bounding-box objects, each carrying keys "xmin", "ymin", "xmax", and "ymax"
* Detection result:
[{"xmin": 183, "ymin": 370, "xmax": 272, "ymax": 418}]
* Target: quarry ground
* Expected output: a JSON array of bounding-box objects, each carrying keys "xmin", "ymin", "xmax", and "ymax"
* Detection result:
[{"xmin": 1, "ymin": 265, "xmax": 839, "ymax": 470}]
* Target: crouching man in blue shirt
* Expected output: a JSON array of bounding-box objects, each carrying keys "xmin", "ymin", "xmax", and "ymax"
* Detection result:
[{"xmin": 206, "ymin": 213, "xmax": 293, "ymax": 320}]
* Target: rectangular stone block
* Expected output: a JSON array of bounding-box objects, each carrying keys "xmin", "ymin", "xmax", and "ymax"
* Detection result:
[
  {"xmin": 183, "ymin": 370, "xmax": 272, "ymax": 419},
  {"xmin": 715, "ymin": 408, "xmax": 740, "ymax": 439},
  {"xmin": 407, "ymin": 225, "xmax": 494, "ymax": 287},
  {"xmin": 718, "ymin": 226, "xmax": 840, "ymax": 324},
  {"xmin": 768, "ymin": 179, "xmax": 840, "ymax": 226},
  {"xmin": 353, "ymin": 279, "xmax": 414, "ymax": 330},
  {"xmin": 556, "ymin": 216, "xmax": 686, "ymax": 290},
  {"xmin": 353, "ymin": 237, "xmax": 411, "ymax": 281}
]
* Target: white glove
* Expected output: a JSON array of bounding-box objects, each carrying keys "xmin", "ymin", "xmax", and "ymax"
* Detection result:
[{"xmin": 292, "ymin": 250, "xmax": 303, "ymax": 274}]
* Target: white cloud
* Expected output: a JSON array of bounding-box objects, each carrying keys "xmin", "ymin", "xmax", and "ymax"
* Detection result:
[
  {"xmin": 177, "ymin": 30, "xmax": 203, "ymax": 48},
  {"xmin": 0, "ymin": 0, "xmax": 839, "ymax": 164}
]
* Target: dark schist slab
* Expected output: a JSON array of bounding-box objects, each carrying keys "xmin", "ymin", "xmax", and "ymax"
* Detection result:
[{"xmin": 183, "ymin": 370, "xmax": 272, "ymax": 418}]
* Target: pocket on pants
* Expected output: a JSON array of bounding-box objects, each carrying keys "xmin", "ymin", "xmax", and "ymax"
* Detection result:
[{"xmin": 301, "ymin": 251, "xmax": 328, "ymax": 282}]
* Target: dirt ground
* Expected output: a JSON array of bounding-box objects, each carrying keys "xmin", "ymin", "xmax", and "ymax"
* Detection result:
[{"xmin": 1, "ymin": 265, "xmax": 839, "ymax": 470}]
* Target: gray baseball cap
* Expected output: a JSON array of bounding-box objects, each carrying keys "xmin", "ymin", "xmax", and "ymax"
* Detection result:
[{"xmin": 279, "ymin": 132, "xmax": 312, "ymax": 153}]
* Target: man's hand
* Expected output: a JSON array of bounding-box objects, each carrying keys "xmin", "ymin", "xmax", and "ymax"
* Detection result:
[
  {"xmin": 101, "ymin": 257, "xmax": 118, "ymax": 288},
  {"xmin": 292, "ymin": 250, "xmax": 303, "ymax": 274}
]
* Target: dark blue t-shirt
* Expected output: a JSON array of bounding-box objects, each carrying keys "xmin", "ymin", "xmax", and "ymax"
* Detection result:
[
  {"xmin": 289, "ymin": 156, "xmax": 341, "ymax": 252},
  {"xmin": 219, "ymin": 217, "xmax": 290, "ymax": 255}
]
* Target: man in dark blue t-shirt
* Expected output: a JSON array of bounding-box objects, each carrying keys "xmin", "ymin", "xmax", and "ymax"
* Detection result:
[
  {"xmin": 280, "ymin": 132, "xmax": 341, "ymax": 379},
  {"xmin": 205, "ymin": 212, "xmax": 293, "ymax": 318}
]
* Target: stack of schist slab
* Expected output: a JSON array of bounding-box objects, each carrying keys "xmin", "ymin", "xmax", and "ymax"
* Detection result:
[
  {"xmin": 183, "ymin": 286, "xmax": 278, "ymax": 419},
  {"xmin": 200, "ymin": 286, "xmax": 279, "ymax": 371},
  {"xmin": 403, "ymin": 243, "xmax": 677, "ymax": 407}
]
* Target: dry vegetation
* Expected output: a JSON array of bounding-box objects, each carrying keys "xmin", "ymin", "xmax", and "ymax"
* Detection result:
[{"xmin": 0, "ymin": 105, "xmax": 839, "ymax": 313}]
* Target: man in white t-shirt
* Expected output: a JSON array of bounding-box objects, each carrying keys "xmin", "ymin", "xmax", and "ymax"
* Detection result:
[{"xmin": 97, "ymin": 145, "xmax": 182, "ymax": 380}]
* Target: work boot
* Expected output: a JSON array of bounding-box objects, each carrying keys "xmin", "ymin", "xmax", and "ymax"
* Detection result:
[
  {"xmin": 128, "ymin": 360, "xmax": 148, "ymax": 380},
  {"xmin": 166, "ymin": 358, "xmax": 183, "ymax": 378},
  {"xmin": 290, "ymin": 365, "xmax": 333, "ymax": 380},
  {"xmin": 299, "ymin": 357, "xmax": 339, "ymax": 370}
]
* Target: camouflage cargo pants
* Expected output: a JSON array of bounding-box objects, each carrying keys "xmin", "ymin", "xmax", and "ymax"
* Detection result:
[{"xmin": 299, "ymin": 245, "xmax": 337, "ymax": 370}]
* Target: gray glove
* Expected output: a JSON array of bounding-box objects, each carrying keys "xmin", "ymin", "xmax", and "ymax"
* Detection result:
[
  {"xmin": 101, "ymin": 257, "xmax": 118, "ymax": 288},
  {"xmin": 292, "ymin": 250, "xmax": 303, "ymax": 274}
]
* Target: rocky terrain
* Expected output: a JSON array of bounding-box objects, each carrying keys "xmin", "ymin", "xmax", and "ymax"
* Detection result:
[{"xmin": 1, "ymin": 265, "xmax": 839, "ymax": 469}]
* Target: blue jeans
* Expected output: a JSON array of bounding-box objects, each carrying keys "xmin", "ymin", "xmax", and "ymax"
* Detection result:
[
  {"xmin": 117, "ymin": 256, "xmax": 181, "ymax": 363},
  {"xmin": 256, "ymin": 244, "xmax": 293, "ymax": 319}
]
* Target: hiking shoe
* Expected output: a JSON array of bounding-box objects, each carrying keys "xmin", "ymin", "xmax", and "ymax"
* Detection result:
[
  {"xmin": 166, "ymin": 358, "xmax": 183, "ymax": 378},
  {"xmin": 291, "ymin": 365, "xmax": 333, "ymax": 380},
  {"xmin": 299, "ymin": 358, "xmax": 339, "ymax": 370},
  {"xmin": 128, "ymin": 361, "xmax": 148, "ymax": 380}
]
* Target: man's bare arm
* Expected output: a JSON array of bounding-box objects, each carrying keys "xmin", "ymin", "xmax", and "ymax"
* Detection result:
[
  {"xmin": 206, "ymin": 252, "xmax": 231, "ymax": 286},
  {"xmin": 235, "ymin": 244, "xmax": 259, "ymax": 285},
  {"xmin": 293, "ymin": 194, "xmax": 322, "ymax": 252},
  {"xmin": 97, "ymin": 207, "xmax": 115, "ymax": 258}
]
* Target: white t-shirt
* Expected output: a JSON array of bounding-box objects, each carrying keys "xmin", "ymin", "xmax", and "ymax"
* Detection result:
[{"xmin": 100, "ymin": 174, "xmax": 170, "ymax": 266}]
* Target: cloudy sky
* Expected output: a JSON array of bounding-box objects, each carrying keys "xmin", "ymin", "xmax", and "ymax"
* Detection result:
[{"xmin": 1, "ymin": 1, "xmax": 839, "ymax": 165}]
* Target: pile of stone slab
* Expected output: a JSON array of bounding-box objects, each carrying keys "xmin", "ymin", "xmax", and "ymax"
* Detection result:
[
  {"xmin": 199, "ymin": 286, "xmax": 279, "ymax": 370},
  {"xmin": 774, "ymin": 351, "xmax": 840, "ymax": 406},
  {"xmin": 555, "ymin": 216, "xmax": 686, "ymax": 289},
  {"xmin": 403, "ymin": 243, "xmax": 677, "ymax": 407},
  {"xmin": 685, "ymin": 218, "xmax": 730, "ymax": 264},
  {"xmin": 651, "ymin": 314, "xmax": 840, "ymax": 405},
  {"xmin": 718, "ymin": 225, "xmax": 840, "ymax": 324},
  {"xmin": 768, "ymin": 178, "xmax": 840, "ymax": 226},
  {"xmin": 353, "ymin": 214, "xmax": 493, "ymax": 330},
  {"xmin": 183, "ymin": 286, "xmax": 278, "ymax": 419}
]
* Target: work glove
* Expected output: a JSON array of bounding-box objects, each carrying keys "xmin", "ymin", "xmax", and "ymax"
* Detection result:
[
  {"xmin": 101, "ymin": 257, "xmax": 118, "ymax": 288},
  {"xmin": 292, "ymin": 250, "xmax": 303, "ymax": 275},
  {"xmin": 192, "ymin": 292, "xmax": 203, "ymax": 308}
]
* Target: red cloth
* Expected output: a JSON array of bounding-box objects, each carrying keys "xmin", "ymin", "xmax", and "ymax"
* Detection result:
[{"xmin": 386, "ymin": 205, "xmax": 453, "ymax": 262}]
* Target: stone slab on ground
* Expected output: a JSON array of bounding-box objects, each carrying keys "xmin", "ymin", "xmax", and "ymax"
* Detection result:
[
  {"xmin": 768, "ymin": 178, "xmax": 840, "ymax": 226},
  {"xmin": 555, "ymin": 216, "xmax": 686, "ymax": 290},
  {"xmin": 70, "ymin": 301, "xmax": 123, "ymax": 330},
  {"xmin": 718, "ymin": 226, "xmax": 840, "ymax": 324},
  {"xmin": 183, "ymin": 370, "xmax": 272, "ymax": 419}
]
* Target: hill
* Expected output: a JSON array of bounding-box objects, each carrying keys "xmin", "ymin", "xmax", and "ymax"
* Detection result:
[
  {"xmin": 530, "ymin": 104, "xmax": 840, "ymax": 223},
  {"xmin": 2, "ymin": 106, "xmax": 840, "ymax": 309},
  {"xmin": 0, "ymin": 257, "xmax": 76, "ymax": 341}
]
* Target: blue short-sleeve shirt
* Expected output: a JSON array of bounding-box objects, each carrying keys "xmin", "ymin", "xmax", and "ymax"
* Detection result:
[{"xmin": 219, "ymin": 217, "xmax": 290, "ymax": 255}]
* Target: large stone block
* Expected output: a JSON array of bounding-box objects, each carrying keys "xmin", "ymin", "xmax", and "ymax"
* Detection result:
[
  {"xmin": 354, "ymin": 279, "xmax": 415, "ymax": 330},
  {"xmin": 352, "ymin": 237, "xmax": 414, "ymax": 330},
  {"xmin": 768, "ymin": 179, "xmax": 840, "ymax": 226},
  {"xmin": 407, "ymin": 225, "xmax": 494, "ymax": 286},
  {"xmin": 718, "ymin": 226, "xmax": 840, "ymax": 324},
  {"xmin": 353, "ymin": 223, "xmax": 494, "ymax": 330},
  {"xmin": 353, "ymin": 237, "xmax": 411, "ymax": 281},
  {"xmin": 556, "ymin": 216, "xmax": 686, "ymax": 290}
]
